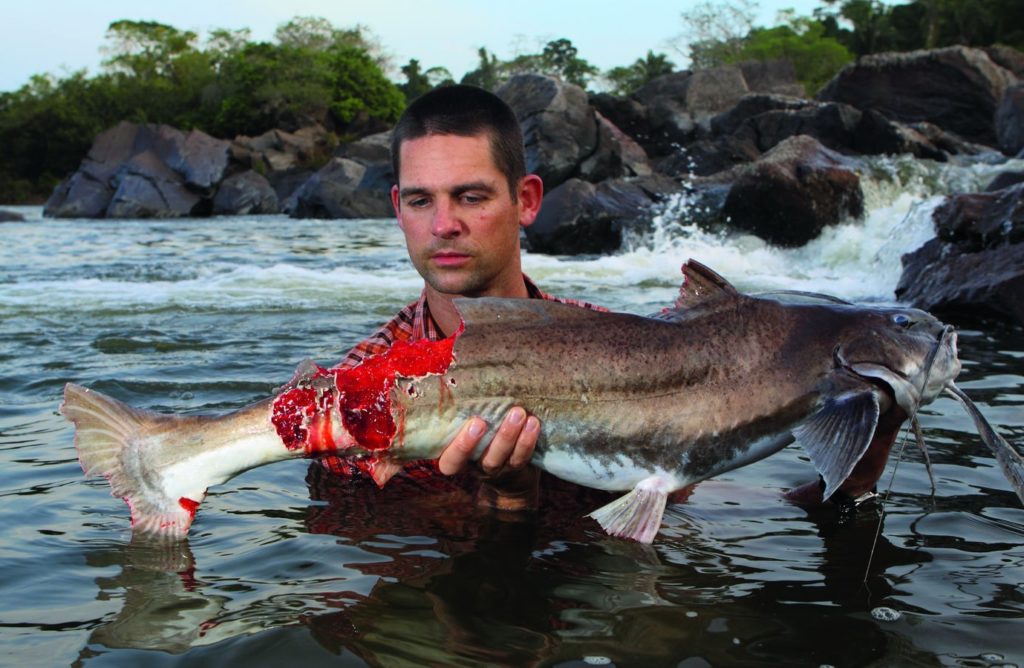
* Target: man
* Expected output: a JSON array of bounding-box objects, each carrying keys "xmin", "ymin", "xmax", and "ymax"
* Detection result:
[{"xmin": 315, "ymin": 84, "xmax": 604, "ymax": 510}]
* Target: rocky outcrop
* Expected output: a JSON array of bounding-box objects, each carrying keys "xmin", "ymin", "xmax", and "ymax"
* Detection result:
[
  {"xmin": 719, "ymin": 135, "xmax": 864, "ymax": 247},
  {"xmin": 996, "ymin": 83, "xmax": 1024, "ymax": 156},
  {"xmin": 817, "ymin": 46, "xmax": 1018, "ymax": 147},
  {"xmin": 525, "ymin": 174, "xmax": 682, "ymax": 255},
  {"xmin": 896, "ymin": 183, "xmax": 1024, "ymax": 325},
  {"xmin": 497, "ymin": 74, "xmax": 598, "ymax": 189},
  {"xmin": 45, "ymin": 122, "xmax": 232, "ymax": 218},
  {"xmin": 212, "ymin": 171, "xmax": 279, "ymax": 215},
  {"xmin": 0, "ymin": 209, "xmax": 25, "ymax": 222},
  {"xmin": 286, "ymin": 157, "xmax": 393, "ymax": 219}
]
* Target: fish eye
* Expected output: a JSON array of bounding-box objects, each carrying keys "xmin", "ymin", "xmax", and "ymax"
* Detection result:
[{"xmin": 892, "ymin": 313, "xmax": 913, "ymax": 327}]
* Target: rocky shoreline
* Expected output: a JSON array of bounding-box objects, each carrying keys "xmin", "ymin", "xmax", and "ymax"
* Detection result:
[{"xmin": 43, "ymin": 46, "xmax": 1024, "ymax": 326}]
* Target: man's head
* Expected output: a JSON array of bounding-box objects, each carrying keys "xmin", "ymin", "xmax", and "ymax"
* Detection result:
[
  {"xmin": 388, "ymin": 85, "xmax": 543, "ymax": 305},
  {"xmin": 390, "ymin": 85, "xmax": 526, "ymax": 201}
]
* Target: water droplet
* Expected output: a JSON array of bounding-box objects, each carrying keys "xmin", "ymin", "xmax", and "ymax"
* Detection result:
[
  {"xmin": 583, "ymin": 657, "xmax": 612, "ymax": 666},
  {"xmin": 870, "ymin": 606, "xmax": 901, "ymax": 622},
  {"xmin": 685, "ymin": 610, "xmax": 698, "ymax": 618}
]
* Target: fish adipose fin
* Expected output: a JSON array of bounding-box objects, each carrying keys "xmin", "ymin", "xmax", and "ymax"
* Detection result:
[
  {"xmin": 61, "ymin": 383, "xmax": 201, "ymax": 540},
  {"xmin": 793, "ymin": 389, "xmax": 880, "ymax": 501},
  {"xmin": 587, "ymin": 475, "xmax": 672, "ymax": 544}
]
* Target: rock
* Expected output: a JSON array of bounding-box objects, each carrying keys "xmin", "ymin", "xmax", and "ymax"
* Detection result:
[
  {"xmin": 720, "ymin": 135, "xmax": 864, "ymax": 247},
  {"xmin": 897, "ymin": 183, "xmax": 1024, "ymax": 326},
  {"xmin": 851, "ymin": 109, "xmax": 947, "ymax": 161},
  {"xmin": 930, "ymin": 183, "xmax": 1024, "ymax": 251},
  {"xmin": 983, "ymin": 45, "xmax": 1024, "ymax": 78},
  {"xmin": 44, "ymin": 121, "xmax": 229, "ymax": 218},
  {"xmin": 731, "ymin": 100, "xmax": 863, "ymax": 153},
  {"xmin": 338, "ymin": 131, "xmax": 392, "ymax": 165},
  {"xmin": 526, "ymin": 174, "xmax": 682, "ymax": 254},
  {"xmin": 710, "ymin": 94, "xmax": 813, "ymax": 137},
  {"xmin": 738, "ymin": 59, "xmax": 806, "ymax": 97},
  {"xmin": 45, "ymin": 170, "xmax": 114, "ymax": 218},
  {"xmin": 286, "ymin": 157, "xmax": 392, "ymax": 219},
  {"xmin": 213, "ymin": 171, "xmax": 279, "ymax": 215},
  {"xmin": 996, "ymin": 84, "xmax": 1024, "ymax": 156},
  {"xmin": 818, "ymin": 46, "xmax": 1017, "ymax": 146},
  {"xmin": 0, "ymin": 209, "xmax": 25, "ymax": 222},
  {"xmin": 897, "ymin": 241, "xmax": 1024, "ymax": 325},
  {"xmin": 588, "ymin": 93, "xmax": 654, "ymax": 150},
  {"xmin": 658, "ymin": 134, "xmax": 760, "ymax": 177},
  {"xmin": 105, "ymin": 151, "xmax": 203, "ymax": 218},
  {"xmin": 232, "ymin": 126, "xmax": 331, "ymax": 174},
  {"xmin": 577, "ymin": 111, "xmax": 653, "ymax": 182},
  {"xmin": 163, "ymin": 129, "xmax": 231, "ymax": 192},
  {"xmin": 986, "ymin": 171, "xmax": 1024, "ymax": 193},
  {"xmin": 497, "ymin": 74, "xmax": 597, "ymax": 189},
  {"xmin": 634, "ymin": 66, "xmax": 752, "ymax": 155}
]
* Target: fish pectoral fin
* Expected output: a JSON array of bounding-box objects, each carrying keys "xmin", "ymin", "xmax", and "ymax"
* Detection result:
[
  {"xmin": 794, "ymin": 388, "xmax": 880, "ymax": 501},
  {"xmin": 586, "ymin": 476, "xmax": 672, "ymax": 544}
]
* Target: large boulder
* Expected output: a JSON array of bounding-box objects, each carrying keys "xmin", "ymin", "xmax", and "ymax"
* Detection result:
[
  {"xmin": 577, "ymin": 112, "xmax": 653, "ymax": 182},
  {"xmin": 212, "ymin": 171, "xmax": 279, "ymax": 215},
  {"xmin": 896, "ymin": 183, "xmax": 1024, "ymax": 325},
  {"xmin": 996, "ymin": 83, "xmax": 1024, "ymax": 156},
  {"xmin": 818, "ymin": 46, "xmax": 1018, "ymax": 146},
  {"xmin": 44, "ymin": 122, "xmax": 230, "ymax": 218},
  {"xmin": 720, "ymin": 135, "xmax": 864, "ymax": 247},
  {"xmin": 738, "ymin": 59, "xmax": 806, "ymax": 98},
  {"xmin": 525, "ymin": 174, "xmax": 682, "ymax": 255},
  {"xmin": 0, "ymin": 209, "xmax": 25, "ymax": 222},
  {"xmin": 286, "ymin": 157, "xmax": 392, "ymax": 219},
  {"xmin": 497, "ymin": 74, "xmax": 598, "ymax": 189}
]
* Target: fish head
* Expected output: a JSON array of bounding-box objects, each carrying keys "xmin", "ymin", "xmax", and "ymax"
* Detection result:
[{"xmin": 834, "ymin": 307, "xmax": 961, "ymax": 416}]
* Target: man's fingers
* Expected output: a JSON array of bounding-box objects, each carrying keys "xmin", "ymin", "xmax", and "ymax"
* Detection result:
[
  {"xmin": 437, "ymin": 417, "xmax": 486, "ymax": 475},
  {"xmin": 507, "ymin": 416, "xmax": 540, "ymax": 469},
  {"xmin": 480, "ymin": 407, "xmax": 538, "ymax": 475}
]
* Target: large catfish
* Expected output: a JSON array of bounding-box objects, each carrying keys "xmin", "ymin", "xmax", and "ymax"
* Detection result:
[{"xmin": 61, "ymin": 261, "xmax": 1024, "ymax": 543}]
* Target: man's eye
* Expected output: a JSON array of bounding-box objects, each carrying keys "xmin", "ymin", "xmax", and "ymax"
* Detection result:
[
  {"xmin": 462, "ymin": 194, "xmax": 484, "ymax": 204},
  {"xmin": 407, "ymin": 197, "xmax": 430, "ymax": 208}
]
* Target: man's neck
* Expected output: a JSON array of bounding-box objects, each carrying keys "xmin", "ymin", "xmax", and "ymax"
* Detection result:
[{"xmin": 425, "ymin": 278, "xmax": 530, "ymax": 337}]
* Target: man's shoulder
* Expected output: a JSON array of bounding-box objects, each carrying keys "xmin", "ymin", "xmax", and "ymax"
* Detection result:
[{"xmin": 337, "ymin": 300, "xmax": 419, "ymax": 368}]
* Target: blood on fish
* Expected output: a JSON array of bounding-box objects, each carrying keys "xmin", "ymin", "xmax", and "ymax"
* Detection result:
[
  {"xmin": 270, "ymin": 332, "xmax": 459, "ymax": 457},
  {"xmin": 178, "ymin": 497, "xmax": 200, "ymax": 519}
]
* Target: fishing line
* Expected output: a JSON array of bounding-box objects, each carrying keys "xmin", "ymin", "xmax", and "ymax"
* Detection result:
[
  {"xmin": 862, "ymin": 425, "xmax": 909, "ymax": 586},
  {"xmin": 862, "ymin": 325, "xmax": 948, "ymax": 585}
]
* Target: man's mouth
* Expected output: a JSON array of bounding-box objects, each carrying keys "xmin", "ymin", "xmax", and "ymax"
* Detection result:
[{"xmin": 431, "ymin": 251, "xmax": 471, "ymax": 267}]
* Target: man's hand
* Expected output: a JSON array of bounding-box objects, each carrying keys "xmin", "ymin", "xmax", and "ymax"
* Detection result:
[{"xmin": 437, "ymin": 407, "xmax": 541, "ymax": 511}]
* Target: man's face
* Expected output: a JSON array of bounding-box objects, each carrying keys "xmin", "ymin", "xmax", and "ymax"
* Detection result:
[{"xmin": 391, "ymin": 133, "xmax": 541, "ymax": 299}]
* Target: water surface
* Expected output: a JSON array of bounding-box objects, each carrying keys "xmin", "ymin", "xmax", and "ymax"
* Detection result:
[{"xmin": 1, "ymin": 157, "xmax": 1023, "ymax": 667}]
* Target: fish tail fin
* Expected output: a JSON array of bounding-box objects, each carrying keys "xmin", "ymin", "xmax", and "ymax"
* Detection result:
[
  {"xmin": 61, "ymin": 383, "xmax": 199, "ymax": 540},
  {"xmin": 586, "ymin": 476, "xmax": 671, "ymax": 544}
]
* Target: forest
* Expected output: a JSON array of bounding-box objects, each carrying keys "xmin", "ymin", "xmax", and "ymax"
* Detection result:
[{"xmin": 1, "ymin": 0, "xmax": 1021, "ymax": 203}]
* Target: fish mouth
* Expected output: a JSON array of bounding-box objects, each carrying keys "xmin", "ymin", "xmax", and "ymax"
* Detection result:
[{"xmin": 840, "ymin": 325, "xmax": 961, "ymax": 416}]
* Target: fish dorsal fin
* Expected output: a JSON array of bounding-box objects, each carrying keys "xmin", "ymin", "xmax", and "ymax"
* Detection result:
[
  {"xmin": 793, "ymin": 387, "xmax": 880, "ymax": 501},
  {"xmin": 454, "ymin": 297, "xmax": 618, "ymax": 330},
  {"xmin": 653, "ymin": 259, "xmax": 740, "ymax": 322}
]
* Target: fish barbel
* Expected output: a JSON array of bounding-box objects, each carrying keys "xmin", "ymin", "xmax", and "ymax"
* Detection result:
[{"xmin": 61, "ymin": 260, "xmax": 1024, "ymax": 543}]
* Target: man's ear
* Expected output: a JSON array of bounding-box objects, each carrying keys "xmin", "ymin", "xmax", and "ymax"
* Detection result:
[
  {"xmin": 517, "ymin": 174, "xmax": 544, "ymax": 229},
  {"xmin": 391, "ymin": 184, "xmax": 403, "ymax": 229}
]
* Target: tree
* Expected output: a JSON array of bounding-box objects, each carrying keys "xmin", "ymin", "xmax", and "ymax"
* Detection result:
[
  {"xmin": 674, "ymin": 0, "xmax": 758, "ymax": 68},
  {"xmin": 540, "ymin": 38, "xmax": 599, "ymax": 87},
  {"xmin": 736, "ymin": 17, "xmax": 854, "ymax": 93},
  {"xmin": 461, "ymin": 47, "xmax": 502, "ymax": 90},
  {"xmin": 605, "ymin": 51, "xmax": 675, "ymax": 96},
  {"xmin": 399, "ymin": 59, "xmax": 454, "ymax": 103}
]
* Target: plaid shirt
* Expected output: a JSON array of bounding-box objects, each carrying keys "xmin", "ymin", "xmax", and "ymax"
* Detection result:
[{"xmin": 319, "ymin": 276, "xmax": 606, "ymax": 476}]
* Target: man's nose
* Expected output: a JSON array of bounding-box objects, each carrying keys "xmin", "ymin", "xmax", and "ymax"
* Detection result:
[{"xmin": 431, "ymin": 198, "xmax": 461, "ymax": 238}]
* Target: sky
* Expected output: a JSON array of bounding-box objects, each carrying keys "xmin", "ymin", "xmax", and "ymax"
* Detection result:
[{"xmin": 1, "ymin": 0, "xmax": 830, "ymax": 93}]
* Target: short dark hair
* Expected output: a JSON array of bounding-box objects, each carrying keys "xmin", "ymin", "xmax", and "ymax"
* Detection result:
[{"xmin": 390, "ymin": 85, "xmax": 526, "ymax": 201}]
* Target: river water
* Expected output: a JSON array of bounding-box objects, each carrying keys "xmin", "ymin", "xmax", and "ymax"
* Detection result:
[{"xmin": 1, "ymin": 155, "xmax": 1023, "ymax": 667}]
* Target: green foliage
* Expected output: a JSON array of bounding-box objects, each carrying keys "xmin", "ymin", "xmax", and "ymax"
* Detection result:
[
  {"xmin": 461, "ymin": 39, "xmax": 599, "ymax": 90},
  {"xmin": 730, "ymin": 17, "xmax": 854, "ymax": 94},
  {"xmin": 0, "ymin": 16, "xmax": 404, "ymax": 202},
  {"xmin": 605, "ymin": 51, "xmax": 676, "ymax": 96},
  {"xmin": 816, "ymin": 0, "xmax": 1024, "ymax": 55},
  {"xmin": 460, "ymin": 48, "xmax": 502, "ymax": 90},
  {"xmin": 398, "ymin": 59, "xmax": 454, "ymax": 103}
]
